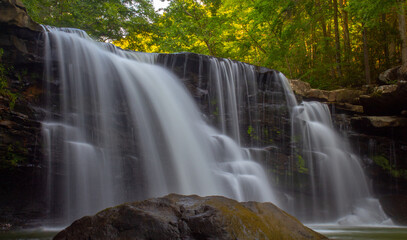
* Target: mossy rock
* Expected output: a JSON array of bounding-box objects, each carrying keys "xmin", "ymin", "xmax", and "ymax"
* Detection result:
[{"xmin": 54, "ymin": 194, "xmax": 327, "ymax": 240}]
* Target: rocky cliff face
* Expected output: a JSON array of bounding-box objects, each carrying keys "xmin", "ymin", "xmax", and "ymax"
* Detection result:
[
  {"xmin": 0, "ymin": 0, "xmax": 47, "ymax": 228},
  {"xmin": 54, "ymin": 194, "xmax": 327, "ymax": 240}
]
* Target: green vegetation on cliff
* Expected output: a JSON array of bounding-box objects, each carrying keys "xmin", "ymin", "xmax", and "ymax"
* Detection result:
[
  {"xmin": 373, "ymin": 155, "xmax": 407, "ymax": 179},
  {"xmin": 22, "ymin": 0, "xmax": 407, "ymax": 89},
  {"xmin": 0, "ymin": 48, "xmax": 17, "ymax": 110}
]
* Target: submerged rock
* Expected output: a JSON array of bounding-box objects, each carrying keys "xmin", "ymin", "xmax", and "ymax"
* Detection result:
[{"xmin": 54, "ymin": 194, "xmax": 326, "ymax": 240}]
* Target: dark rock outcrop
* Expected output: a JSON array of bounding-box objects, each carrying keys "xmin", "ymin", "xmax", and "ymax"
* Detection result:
[
  {"xmin": 360, "ymin": 82, "xmax": 407, "ymax": 116},
  {"xmin": 289, "ymin": 79, "xmax": 364, "ymax": 104},
  {"xmin": 54, "ymin": 194, "xmax": 327, "ymax": 240},
  {"xmin": 0, "ymin": 0, "xmax": 46, "ymax": 227},
  {"xmin": 378, "ymin": 64, "xmax": 407, "ymax": 85}
]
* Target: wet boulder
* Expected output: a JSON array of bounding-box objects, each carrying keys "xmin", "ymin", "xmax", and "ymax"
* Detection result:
[{"xmin": 54, "ymin": 194, "xmax": 327, "ymax": 240}]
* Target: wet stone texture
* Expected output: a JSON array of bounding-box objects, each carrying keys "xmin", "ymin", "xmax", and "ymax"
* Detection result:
[{"xmin": 54, "ymin": 194, "xmax": 327, "ymax": 240}]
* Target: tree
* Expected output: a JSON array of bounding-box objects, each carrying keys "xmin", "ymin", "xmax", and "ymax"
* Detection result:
[
  {"xmin": 152, "ymin": 0, "xmax": 230, "ymax": 57},
  {"xmin": 22, "ymin": 0, "xmax": 157, "ymax": 41},
  {"xmin": 22, "ymin": 0, "xmax": 407, "ymax": 89},
  {"xmin": 398, "ymin": 1, "xmax": 407, "ymax": 66},
  {"xmin": 333, "ymin": 0, "xmax": 342, "ymax": 78},
  {"xmin": 348, "ymin": 0, "xmax": 400, "ymax": 84}
]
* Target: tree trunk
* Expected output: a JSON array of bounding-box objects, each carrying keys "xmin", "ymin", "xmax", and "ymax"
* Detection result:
[
  {"xmin": 333, "ymin": 0, "xmax": 342, "ymax": 78},
  {"xmin": 389, "ymin": 16, "xmax": 398, "ymax": 62},
  {"xmin": 311, "ymin": 24, "xmax": 316, "ymax": 67},
  {"xmin": 340, "ymin": 0, "xmax": 351, "ymax": 62},
  {"xmin": 383, "ymin": 14, "xmax": 390, "ymax": 68},
  {"xmin": 398, "ymin": 1, "xmax": 407, "ymax": 67},
  {"xmin": 317, "ymin": 0, "xmax": 335, "ymax": 78},
  {"xmin": 363, "ymin": 26, "xmax": 371, "ymax": 84}
]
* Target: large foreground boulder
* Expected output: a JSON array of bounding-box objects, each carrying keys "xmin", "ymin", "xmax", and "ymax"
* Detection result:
[{"xmin": 54, "ymin": 194, "xmax": 326, "ymax": 240}]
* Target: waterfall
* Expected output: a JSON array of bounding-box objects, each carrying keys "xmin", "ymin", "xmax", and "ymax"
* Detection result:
[
  {"xmin": 41, "ymin": 26, "xmax": 392, "ymax": 226},
  {"xmin": 41, "ymin": 28, "xmax": 277, "ymax": 224},
  {"xmin": 156, "ymin": 53, "xmax": 391, "ymax": 225},
  {"xmin": 281, "ymin": 74, "xmax": 391, "ymax": 225}
]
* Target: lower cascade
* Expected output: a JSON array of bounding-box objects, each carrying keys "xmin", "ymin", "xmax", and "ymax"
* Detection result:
[
  {"xmin": 41, "ymin": 27, "xmax": 391, "ymax": 226},
  {"xmin": 283, "ymin": 86, "xmax": 392, "ymax": 224}
]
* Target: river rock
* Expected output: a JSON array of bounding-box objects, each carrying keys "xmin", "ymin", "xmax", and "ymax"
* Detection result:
[{"xmin": 53, "ymin": 194, "xmax": 327, "ymax": 240}]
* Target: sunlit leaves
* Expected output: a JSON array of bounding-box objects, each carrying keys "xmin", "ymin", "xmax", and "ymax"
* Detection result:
[
  {"xmin": 22, "ymin": 0, "xmax": 157, "ymax": 41},
  {"xmin": 22, "ymin": 0, "xmax": 407, "ymax": 89}
]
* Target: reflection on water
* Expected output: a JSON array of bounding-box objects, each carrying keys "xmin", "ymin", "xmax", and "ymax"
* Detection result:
[
  {"xmin": 310, "ymin": 225, "xmax": 407, "ymax": 240},
  {"xmin": 0, "ymin": 229, "xmax": 58, "ymax": 240},
  {"xmin": 2, "ymin": 226, "xmax": 407, "ymax": 239}
]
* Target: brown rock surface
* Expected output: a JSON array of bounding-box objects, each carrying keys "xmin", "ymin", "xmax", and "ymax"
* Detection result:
[
  {"xmin": 54, "ymin": 194, "xmax": 327, "ymax": 240},
  {"xmin": 288, "ymin": 79, "xmax": 364, "ymax": 110},
  {"xmin": 0, "ymin": 0, "xmax": 41, "ymax": 31},
  {"xmin": 360, "ymin": 82, "xmax": 407, "ymax": 115}
]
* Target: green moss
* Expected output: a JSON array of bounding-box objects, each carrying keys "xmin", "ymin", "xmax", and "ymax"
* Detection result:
[
  {"xmin": 205, "ymin": 198, "xmax": 324, "ymax": 240},
  {"xmin": 372, "ymin": 155, "xmax": 407, "ymax": 179},
  {"xmin": 213, "ymin": 106, "xmax": 219, "ymax": 116},
  {"xmin": 247, "ymin": 125, "xmax": 254, "ymax": 135},
  {"xmin": 371, "ymin": 90, "xmax": 383, "ymax": 97},
  {"xmin": 372, "ymin": 155, "xmax": 391, "ymax": 171},
  {"xmin": 207, "ymin": 199, "xmax": 284, "ymax": 239},
  {"xmin": 247, "ymin": 125, "xmax": 259, "ymax": 140},
  {"xmin": 263, "ymin": 128, "xmax": 269, "ymax": 137},
  {"xmin": 0, "ymin": 48, "xmax": 18, "ymax": 110},
  {"xmin": 296, "ymin": 155, "xmax": 308, "ymax": 174},
  {"xmin": 0, "ymin": 143, "xmax": 28, "ymax": 169}
]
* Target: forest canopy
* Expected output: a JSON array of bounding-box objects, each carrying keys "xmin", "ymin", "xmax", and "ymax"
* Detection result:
[{"xmin": 22, "ymin": 0, "xmax": 407, "ymax": 89}]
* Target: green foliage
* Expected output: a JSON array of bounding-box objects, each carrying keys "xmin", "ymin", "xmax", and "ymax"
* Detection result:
[
  {"xmin": 22, "ymin": 0, "xmax": 407, "ymax": 89},
  {"xmin": 348, "ymin": 0, "xmax": 397, "ymax": 26},
  {"xmin": 22, "ymin": 0, "xmax": 157, "ymax": 41},
  {"xmin": 296, "ymin": 154, "xmax": 308, "ymax": 174},
  {"xmin": 0, "ymin": 143, "xmax": 27, "ymax": 169},
  {"xmin": 372, "ymin": 155, "xmax": 391, "ymax": 170},
  {"xmin": 0, "ymin": 49, "xmax": 7, "ymax": 88},
  {"xmin": 247, "ymin": 125, "xmax": 259, "ymax": 141},
  {"xmin": 247, "ymin": 125, "xmax": 254, "ymax": 136},
  {"xmin": 0, "ymin": 49, "xmax": 17, "ymax": 110},
  {"xmin": 372, "ymin": 155, "xmax": 407, "ymax": 179}
]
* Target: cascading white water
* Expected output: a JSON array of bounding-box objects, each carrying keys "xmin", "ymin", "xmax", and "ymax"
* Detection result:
[
  {"xmin": 40, "ymin": 25, "xmax": 393, "ymax": 227},
  {"xmin": 41, "ymin": 28, "xmax": 277, "ymax": 224},
  {"xmin": 280, "ymin": 74, "xmax": 391, "ymax": 225},
  {"xmin": 208, "ymin": 58, "xmax": 258, "ymax": 145},
  {"xmin": 159, "ymin": 54, "xmax": 392, "ymax": 225}
]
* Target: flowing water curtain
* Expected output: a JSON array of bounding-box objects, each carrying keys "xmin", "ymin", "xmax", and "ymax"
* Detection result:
[
  {"xmin": 277, "ymin": 75, "xmax": 392, "ymax": 224},
  {"xmin": 41, "ymin": 28, "xmax": 277, "ymax": 224}
]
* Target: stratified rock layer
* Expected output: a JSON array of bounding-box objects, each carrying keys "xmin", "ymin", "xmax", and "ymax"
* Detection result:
[
  {"xmin": 0, "ymin": 0, "xmax": 46, "ymax": 227},
  {"xmin": 54, "ymin": 194, "xmax": 327, "ymax": 240}
]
